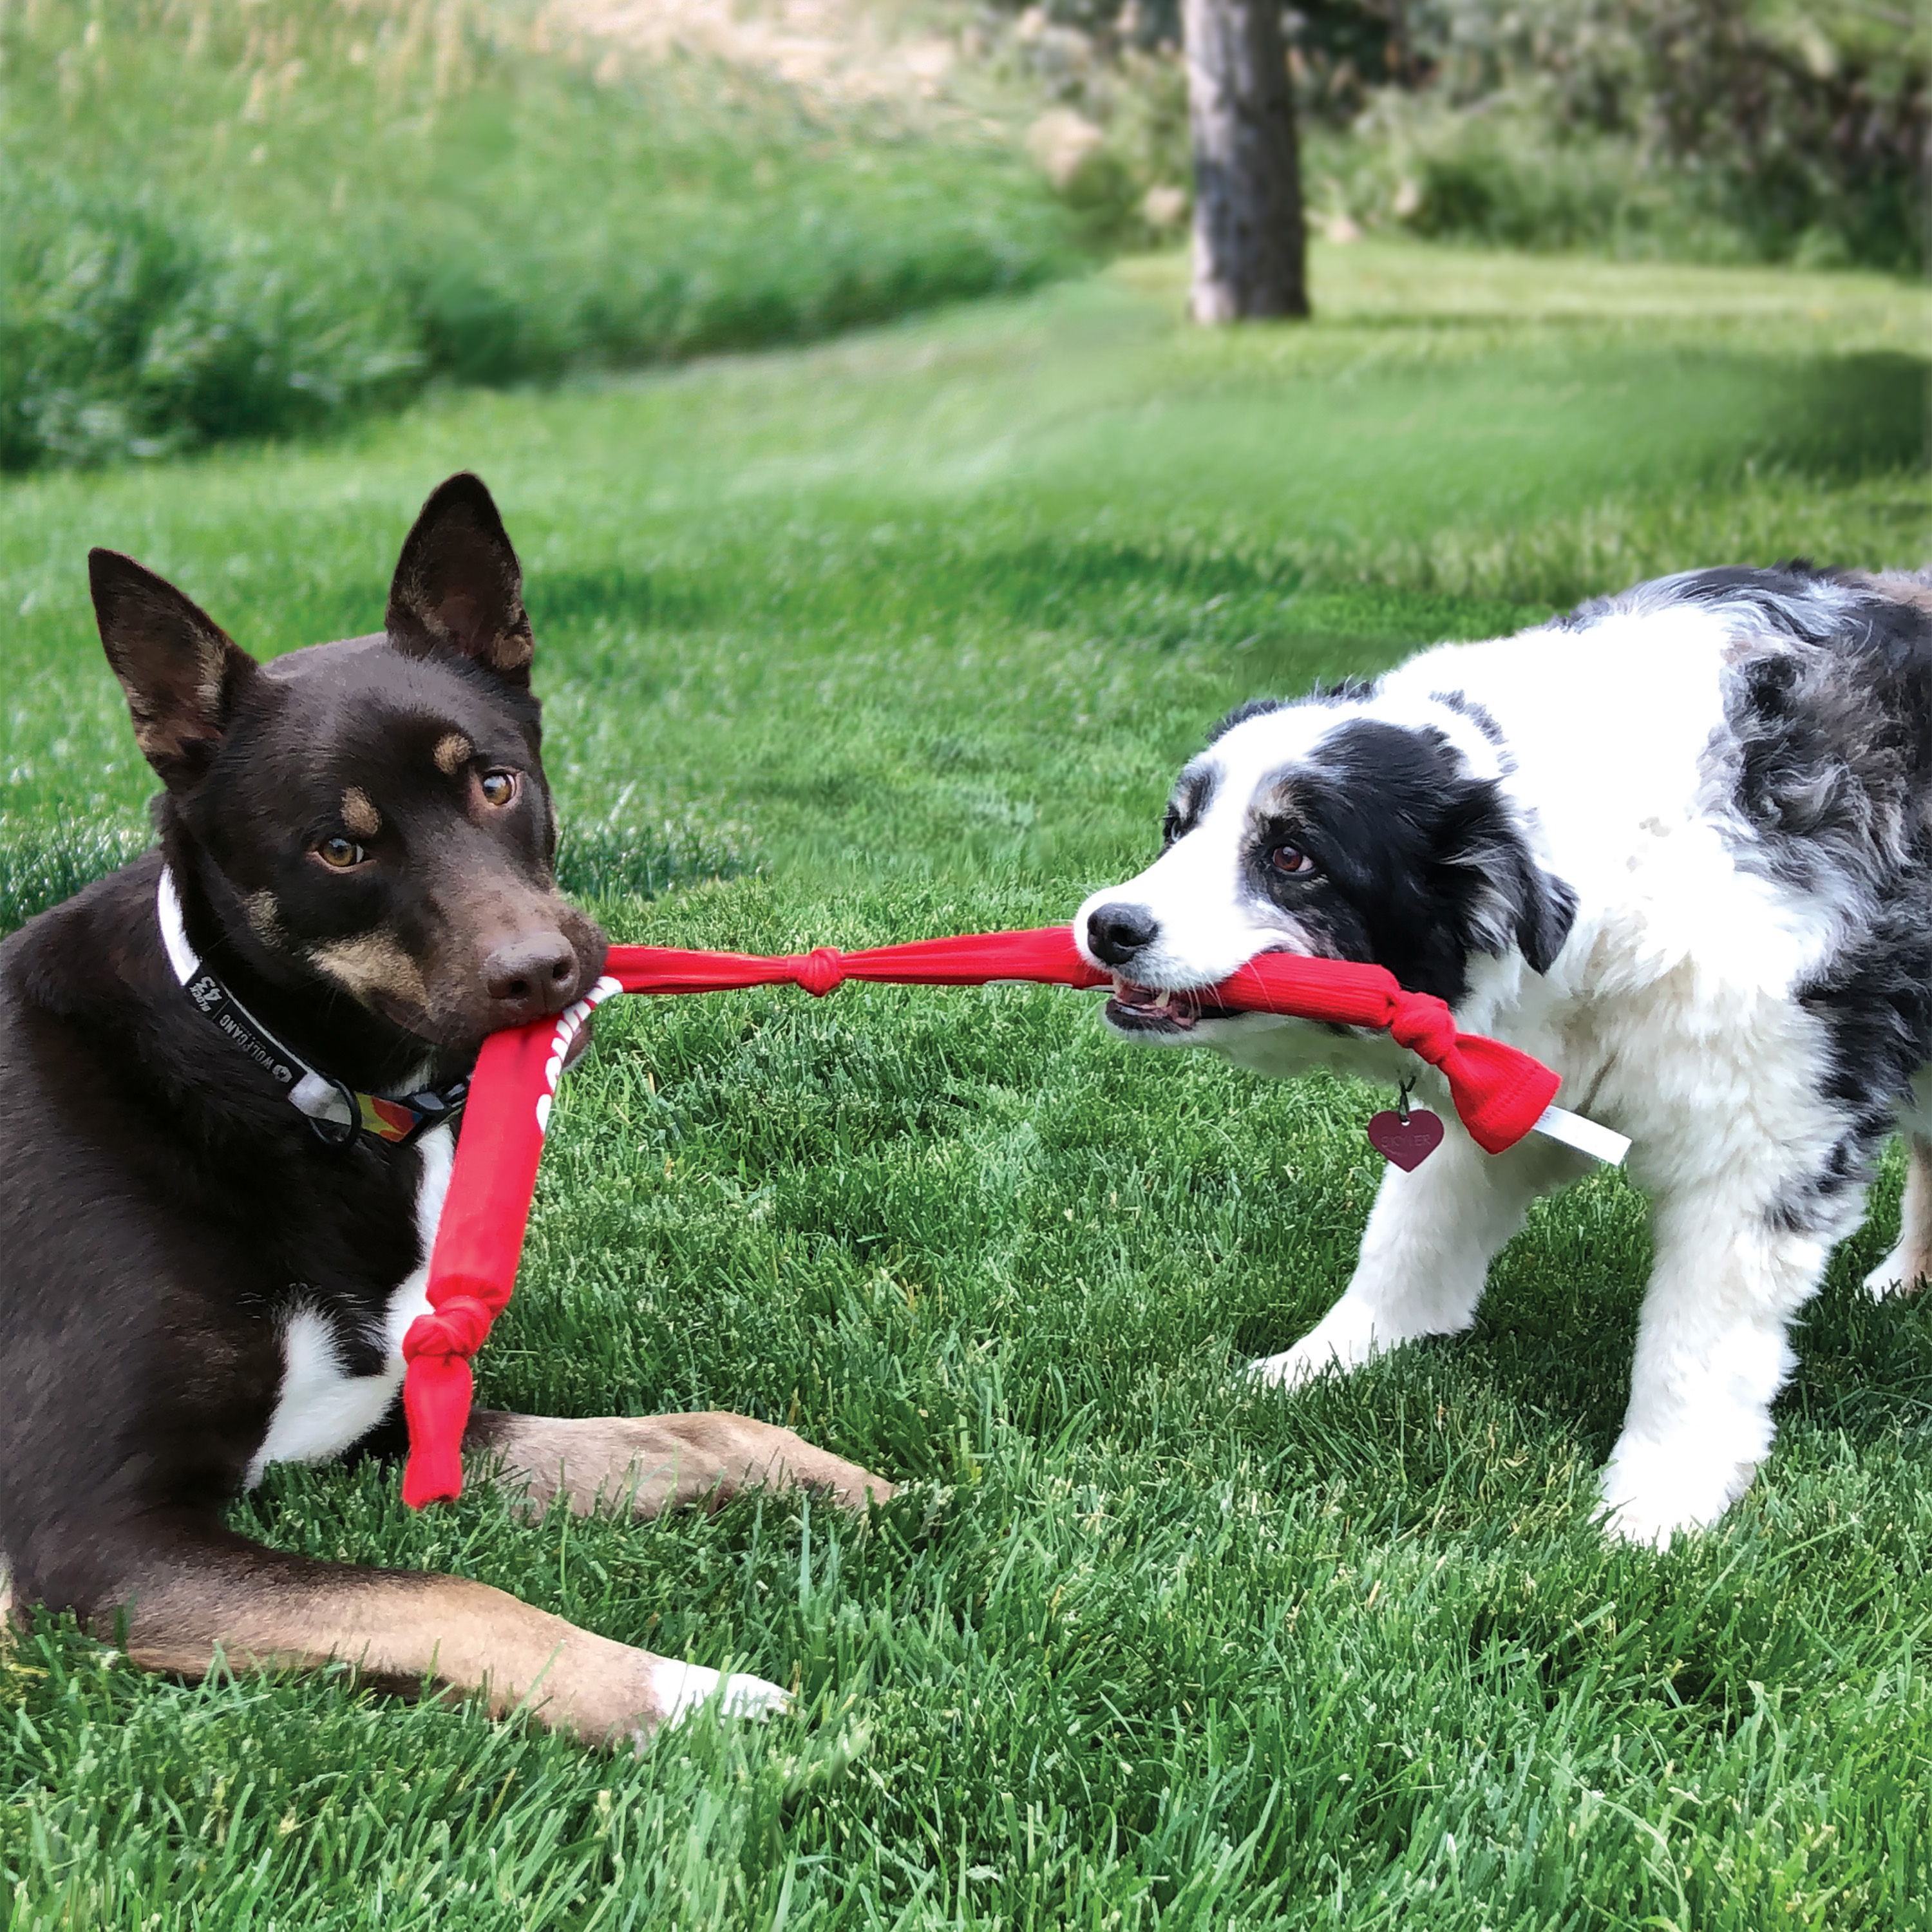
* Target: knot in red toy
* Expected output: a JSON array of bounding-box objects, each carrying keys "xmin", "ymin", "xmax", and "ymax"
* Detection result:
[
  {"xmin": 1387, "ymin": 993, "xmax": 1460, "ymax": 1066},
  {"xmin": 402, "ymin": 1296, "xmax": 496, "ymax": 1363},
  {"xmin": 791, "ymin": 947, "xmax": 846, "ymax": 998}
]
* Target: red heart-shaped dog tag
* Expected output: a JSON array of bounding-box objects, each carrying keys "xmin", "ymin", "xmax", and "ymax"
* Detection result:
[{"xmin": 1367, "ymin": 1106, "xmax": 1444, "ymax": 1171}]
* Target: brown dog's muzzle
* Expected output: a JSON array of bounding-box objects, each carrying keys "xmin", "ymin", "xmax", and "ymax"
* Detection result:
[
  {"xmin": 482, "ymin": 929, "xmax": 582, "ymax": 1025},
  {"xmin": 467, "ymin": 895, "xmax": 607, "ymax": 1034}
]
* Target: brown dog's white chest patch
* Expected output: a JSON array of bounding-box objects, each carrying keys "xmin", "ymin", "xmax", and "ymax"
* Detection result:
[{"xmin": 246, "ymin": 1124, "xmax": 454, "ymax": 1485}]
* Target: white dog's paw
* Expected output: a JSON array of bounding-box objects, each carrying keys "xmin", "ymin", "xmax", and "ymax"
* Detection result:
[
  {"xmin": 652, "ymin": 1658, "xmax": 791, "ymax": 1725},
  {"xmin": 1249, "ymin": 1301, "xmax": 1388, "ymax": 1390},
  {"xmin": 1597, "ymin": 1441, "xmax": 1752, "ymax": 1548},
  {"xmin": 1862, "ymin": 1242, "xmax": 1927, "ymax": 1300},
  {"xmin": 1249, "ymin": 1340, "xmax": 1351, "ymax": 1389},
  {"xmin": 1596, "ymin": 1492, "xmax": 1689, "ymax": 1550}
]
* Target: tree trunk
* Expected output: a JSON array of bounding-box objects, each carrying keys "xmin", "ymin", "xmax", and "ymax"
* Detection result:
[{"xmin": 1184, "ymin": 0, "xmax": 1309, "ymax": 322}]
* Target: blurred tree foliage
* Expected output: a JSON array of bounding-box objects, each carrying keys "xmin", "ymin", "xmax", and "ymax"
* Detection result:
[
  {"xmin": 990, "ymin": 0, "xmax": 1930, "ymax": 267},
  {"xmin": 1378, "ymin": 0, "xmax": 1929, "ymax": 267}
]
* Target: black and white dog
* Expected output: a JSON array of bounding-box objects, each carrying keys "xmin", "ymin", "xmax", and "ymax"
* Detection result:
[
  {"xmin": 1078, "ymin": 565, "xmax": 1932, "ymax": 1545},
  {"xmin": 0, "ymin": 474, "xmax": 891, "ymax": 1743}
]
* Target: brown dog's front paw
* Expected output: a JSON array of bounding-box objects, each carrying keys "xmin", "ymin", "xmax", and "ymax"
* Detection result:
[
  {"xmin": 680, "ymin": 1414, "xmax": 896, "ymax": 1514},
  {"xmin": 768, "ymin": 1430, "xmax": 898, "ymax": 1514},
  {"xmin": 649, "ymin": 1658, "xmax": 792, "ymax": 1728},
  {"xmin": 530, "ymin": 1631, "xmax": 790, "ymax": 1747},
  {"xmin": 467, "ymin": 1410, "xmax": 894, "ymax": 1520}
]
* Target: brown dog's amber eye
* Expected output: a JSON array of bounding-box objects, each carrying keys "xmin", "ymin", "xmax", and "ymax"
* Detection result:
[
  {"xmin": 479, "ymin": 770, "xmax": 518, "ymax": 808},
  {"xmin": 317, "ymin": 837, "xmax": 366, "ymax": 870},
  {"xmin": 1269, "ymin": 844, "xmax": 1316, "ymax": 877}
]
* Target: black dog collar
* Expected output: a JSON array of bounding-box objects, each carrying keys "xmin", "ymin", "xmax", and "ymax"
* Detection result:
[{"xmin": 156, "ymin": 868, "xmax": 468, "ymax": 1147}]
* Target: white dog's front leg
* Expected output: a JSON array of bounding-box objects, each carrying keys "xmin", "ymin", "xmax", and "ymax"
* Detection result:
[
  {"xmin": 1251, "ymin": 1121, "xmax": 1584, "ymax": 1388},
  {"xmin": 1600, "ymin": 1191, "xmax": 1842, "ymax": 1547}
]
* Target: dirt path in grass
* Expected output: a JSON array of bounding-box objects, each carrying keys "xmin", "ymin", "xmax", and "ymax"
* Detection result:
[{"xmin": 542, "ymin": 0, "xmax": 972, "ymax": 113}]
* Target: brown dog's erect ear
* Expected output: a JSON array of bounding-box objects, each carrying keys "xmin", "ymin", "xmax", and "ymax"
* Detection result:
[
  {"xmin": 385, "ymin": 473, "xmax": 534, "ymax": 685},
  {"xmin": 89, "ymin": 550, "xmax": 260, "ymax": 790}
]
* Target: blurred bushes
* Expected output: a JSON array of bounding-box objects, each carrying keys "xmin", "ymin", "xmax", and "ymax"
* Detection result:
[
  {"xmin": 978, "ymin": 0, "xmax": 1929, "ymax": 269},
  {"xmin": 0, "ymin": 0, "xmax": 1079, "ymax": 471},
  {"xmin": 1325, "ymin": 0, "xmax": 1930, "ymax": 269},
  {"xmin": 1, "ymin": 171, "xmax": 419, "ymax": 469},
  {"xmin": 974, "ymin": 5, "xmax": 1195, "ymax": 248}
]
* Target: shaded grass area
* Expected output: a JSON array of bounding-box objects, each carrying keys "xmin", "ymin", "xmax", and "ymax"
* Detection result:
[
  {"xmin": 5, "ymin": 244, "xmax": 1932, "ymax": 1924},
  {"xmin": 0, "ymin": 0, "xmax": 1074, "ymax": 470}
]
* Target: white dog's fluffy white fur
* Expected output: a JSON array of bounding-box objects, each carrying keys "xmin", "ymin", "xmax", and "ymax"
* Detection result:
[{"xmin": 1077, "ymin": 564, "xmax": 1932, "ymax": 1546}]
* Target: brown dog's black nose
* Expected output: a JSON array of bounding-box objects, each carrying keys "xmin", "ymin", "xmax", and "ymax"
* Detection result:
[
  {"xmin": 483, "ymin": 931, "xmax": 581, "ymax": 1023},
  {"xmin": 1086, "ymin": 902, "xmax": 1159, "ymax": 967}
]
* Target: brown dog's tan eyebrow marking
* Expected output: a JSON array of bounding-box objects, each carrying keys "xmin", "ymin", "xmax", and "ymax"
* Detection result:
[
  {"xmin": 308, "ymin": 934, "xmax": 430, "ymax": 1018},
  {"xmin": 340, "ymin": 787, "xmax": 382, "ymax": 838},
  {"xmin": 433, "ymin": 732, "xmax": 474, "ymax": 777}
]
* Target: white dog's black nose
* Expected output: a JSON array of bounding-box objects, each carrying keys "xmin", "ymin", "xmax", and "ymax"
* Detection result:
[{"xmin": 1086, "ymin": 902, "xmax": 1159, "ymax": 967}]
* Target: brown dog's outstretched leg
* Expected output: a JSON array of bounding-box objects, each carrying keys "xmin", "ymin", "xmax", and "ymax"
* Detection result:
[
  {"xmin": 1865, "ymin": 1132, "xmax": 1932, "ymax": 1298},
  {"xmin": 106, "ymin": 1521, "xmax": 786, "ymax": 1743},
  {"xmin": 466, "ymin": 1411, "xmax": 896, "ymax": 1518}
]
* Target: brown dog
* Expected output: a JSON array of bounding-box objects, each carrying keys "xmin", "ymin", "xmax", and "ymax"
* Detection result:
[{"xmin": 0, "ymin": 474, "xmax": 892, "ymax": 1741}]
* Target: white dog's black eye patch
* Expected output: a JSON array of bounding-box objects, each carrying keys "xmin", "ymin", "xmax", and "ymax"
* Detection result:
[{"xmin": 1235, "ymin": 719, "xmax": 1577, "ymax": 1002}]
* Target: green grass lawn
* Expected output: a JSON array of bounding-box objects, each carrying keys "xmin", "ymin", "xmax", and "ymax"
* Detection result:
[{"xmin": 6, "ymin": 241, "xmax": 1932, "ymax": 1927}]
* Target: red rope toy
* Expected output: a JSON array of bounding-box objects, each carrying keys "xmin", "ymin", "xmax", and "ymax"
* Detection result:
[{"xmin": 399, "ymin": 927, "xmax": 1565, "ymax": 1506}]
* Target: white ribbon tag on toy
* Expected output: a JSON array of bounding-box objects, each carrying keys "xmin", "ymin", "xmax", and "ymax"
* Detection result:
[{"xmin": 1531, "ymin": 1104, "xmax": 1630, "ymax": 1166}]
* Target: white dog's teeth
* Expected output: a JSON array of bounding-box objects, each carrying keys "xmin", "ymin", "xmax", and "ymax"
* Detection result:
[{"xmin": 1153, "ymin": 989, "xmax": 1173, "ymax": 1011}]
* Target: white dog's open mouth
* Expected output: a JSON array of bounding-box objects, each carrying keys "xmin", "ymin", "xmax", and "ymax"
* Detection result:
[{"xmin": 1104, "ymin": 977, "xmax": 1243, "ymax": 1034}]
